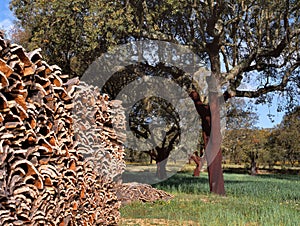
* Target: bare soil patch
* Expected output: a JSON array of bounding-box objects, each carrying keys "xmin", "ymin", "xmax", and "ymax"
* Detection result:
[{"xmin": 119, "ymin": 218, "xmax": 200, "ymax": 226}]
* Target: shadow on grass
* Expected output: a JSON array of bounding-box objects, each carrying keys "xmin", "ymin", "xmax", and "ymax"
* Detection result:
[
  {"xmin": 154, "ymin": 172, "xmax": 300, "ymax": 201},
  {"xmin": 256, "ymin": 173, "xmax": 300, "ymax": 181},
  {"xmin": 153, "ymin": 172, "xmax": 211, "ymax": 194},
  {"xmin": 223, "ymin": 167, "xmax": 249, "ymax": 174},
  {"xmin": 122, "ymin": 169, "xmax": 300, "ymax": 201},
  {"xmin": 223, "ymin": 166, "xmax": 300, "ymax": 176},
  {"xmin": 122, "ymin": 170, "xmax": 212, "ymax": 194},
  {"xmin": 223, "ymin": 167, "xmax": 299, "ymax": 181}
]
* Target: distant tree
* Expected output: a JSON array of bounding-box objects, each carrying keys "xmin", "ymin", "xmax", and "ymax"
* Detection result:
[
  {"xmin": 264, "ymin": 128, "xmax": 285, "ymax": 168},
  {"xmin": 223, "ymin": 98, "xmax": 256, "ymax": 164},
  {"xmin": 224, "ymin": 128, "xmax": 271, "ymax": 175},
  {"xmin": 268, "ymin": 107, "xmax": 300, "ymax": 167},
  {"xmin": 223, "ymin": 98, "xmax": 266, "ymax": 175},
  {"xmin": 127, "ymin": 96, "xmax": 181, "ymax": 179},
  {"xmin": 7, "ymin": 24, "xmax": 31, "ymax": 49}
]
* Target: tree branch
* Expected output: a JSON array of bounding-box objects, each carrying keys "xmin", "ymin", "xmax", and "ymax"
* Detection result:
[
  {"xmin": 224, "ymin": 51, "xmax": 257, "ymax": 83},
  {"xmin": 234, "ymin": 62, "xmax": 299, "ymax": 98}
]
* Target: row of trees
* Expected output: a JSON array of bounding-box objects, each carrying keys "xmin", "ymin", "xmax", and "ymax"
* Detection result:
[
  {"xmin": 8, "ymin": 0, "xmax": 300, "ymax": 195},
  {"xmin": 223, "ymin": 104, "xmax": 300, "ymax": 175}
]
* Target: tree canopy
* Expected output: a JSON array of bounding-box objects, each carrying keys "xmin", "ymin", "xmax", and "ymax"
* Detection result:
[
  {"xmin": 10, "ymin": 0, "xmax": 136, "ymax": 76},
  {"xmin": 10, "ymin": 1, "xmax": 300, "ymax": 107},
  {"xmin": 268, "ymin": 106, "xmax": 300, "ymax": 166},
  {"xmin": 223, "ymin": 107, "xmax": 300, "ymax": 170}
]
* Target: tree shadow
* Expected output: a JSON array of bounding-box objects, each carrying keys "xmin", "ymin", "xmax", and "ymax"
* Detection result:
[
  {"xmin": 122, "ymin": 171, "xmax": 210, "ymax": 190},
  {"xmin": 223, "ymin": 167, "xmax": 299, "ymax": 178},
  {"xmin": 223, "ymin": 167, "xmax": 249, "ymax": 174},
  {"xmin": 122, "ymin": 170, "xmax": 299, "ymax": 199},
  {"xmin": 256, "ymin": 173, "xmax": 300, "ymax": 181},
  {"xmin": 151, "ymin": 172, "xmax": 211, "ymax": 194}
]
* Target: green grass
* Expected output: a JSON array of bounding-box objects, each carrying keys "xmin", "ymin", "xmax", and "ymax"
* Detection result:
[{"xmin": 120, "ymin": 171, "xmax": 300, "ymax": 226}]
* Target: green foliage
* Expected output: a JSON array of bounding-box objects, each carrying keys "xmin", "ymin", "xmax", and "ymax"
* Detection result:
[
  {"xmin": 125, "ymin": 95, "xmax": 181, "ymax": 162},
  {"xmin": 225, "ymin": 98, "xmax": 258, "ymax": 129},
  {"xmin": 10, "ymin": 0, "xmax": 136, "ymax": 76},
  {"xmin": 10, "ymin": 0, "xmax": 300, "ymax": 104},
  {"xmin": 223, "ymin": 128, "xmax": 270, "ymax": 167},
  {"xmin": 266, "ymin": 107, "xmax": 300, "ymax": 167},
  {"xmin": 223, "ymin": 107, "xmax": 300, "ymax": 168},
  {"xmin": 121, "ymin": 172, "xmax": 300, "ymax": 225}
]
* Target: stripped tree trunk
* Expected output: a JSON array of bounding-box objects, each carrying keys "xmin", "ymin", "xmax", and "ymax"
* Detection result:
[{"xmin": 189, "ymin": 90, "xmax": 226, "ymax": 195}]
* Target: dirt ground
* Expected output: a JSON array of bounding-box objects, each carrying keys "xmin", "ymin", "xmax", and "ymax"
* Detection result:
[{"xmin": 119, "ymin": 218, "xmax": 200, "ymax": 226}]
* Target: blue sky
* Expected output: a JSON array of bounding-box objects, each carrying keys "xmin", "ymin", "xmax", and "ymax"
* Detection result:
[
  {"xmin": 0, "ymin": 0, "xmax": 14, "ymax": 31},
  {"xmin": 248, "ymin": 98, "xmax": 284, "ymax": 128},
  {"xmin": 0, "ymin": 1, "xmax": 285, "ymax": 128}
]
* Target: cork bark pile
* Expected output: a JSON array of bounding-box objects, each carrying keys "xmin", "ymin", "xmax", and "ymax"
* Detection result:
[{"xmin": 0, "ymin": 32, "xmax": 126, "ymax": 225}]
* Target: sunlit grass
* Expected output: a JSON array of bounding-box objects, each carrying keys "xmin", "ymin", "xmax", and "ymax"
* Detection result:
[{"xmin": 120, "ymin": 171, "xmax": 300, "ymax": 226}]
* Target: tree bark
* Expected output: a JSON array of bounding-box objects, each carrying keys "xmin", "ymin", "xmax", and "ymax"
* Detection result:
[
  {"xmin": 148, "ymin": 127, "xmax": 180, "ymax": 180},
  {"xmin": 189, "ymin": 90, "xmax": 226, "ymax": 195},
  {"xmin": 156, "ymin": 158, "xmax": 168, "ymax": 179},
  {"xmin": 189, "ymin": 153, "xmax": 203, "ymax": 177},
  {"xmin": 207, "ymin": 149, "xmax": 225, "ymax": 194},
  {"xmin": 250, "ymin": 151, "xmax": 258, "ymax": 176},
  {"xmin": 208, "ymin": 90, "xmax": 225, "ymax": 195}
]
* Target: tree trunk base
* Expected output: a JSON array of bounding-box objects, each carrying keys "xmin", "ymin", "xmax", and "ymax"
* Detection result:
[
  {"xmin": 156, "ymin": 159, "xmax": 168, "ymax": 180},
  {"xmin": 207, "ymin": 149, "xmax": 225, "ymax": 196}
]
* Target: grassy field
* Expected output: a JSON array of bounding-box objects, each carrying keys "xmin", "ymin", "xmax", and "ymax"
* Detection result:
[{"xmin": 120, "ymin": 168, "xmax": 300, "ymax": 226}]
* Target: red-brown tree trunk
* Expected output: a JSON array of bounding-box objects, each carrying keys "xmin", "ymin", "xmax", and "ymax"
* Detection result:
[
  {"xmin": 189, "ymin": 90, "xmax": 226, "ymax": 195},
  {"xmin": 190, "ymin": 154, "xmax": 201, "ymax": 177},
  {"xmin": 207, "ymin": 149, "xmax": 225, "ymax": 194},
  {"xmin": 207, "ymin": 91, "xmax": 225, "ymax": 195}
]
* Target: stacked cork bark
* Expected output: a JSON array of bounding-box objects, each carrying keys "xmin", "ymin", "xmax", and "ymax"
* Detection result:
[
  {"xmin": 72, "ymin": 83, "xmax": 126, "ymax": 184},
  {"xmin": 0, "ymin": 32, "xmax": 125, "ymax": 225},
  {"xmin": 116, "ymin": 182, "xmax": 174, "ymax": 205}
]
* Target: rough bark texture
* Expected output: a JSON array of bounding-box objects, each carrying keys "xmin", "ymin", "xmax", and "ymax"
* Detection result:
[
  {"xmin": 115, "ymin": 182, "xmax": 173, "ymax": 205},
  {"xmin": 0, "ymin": 32, "xmax": 126, "ymax": 225}
]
